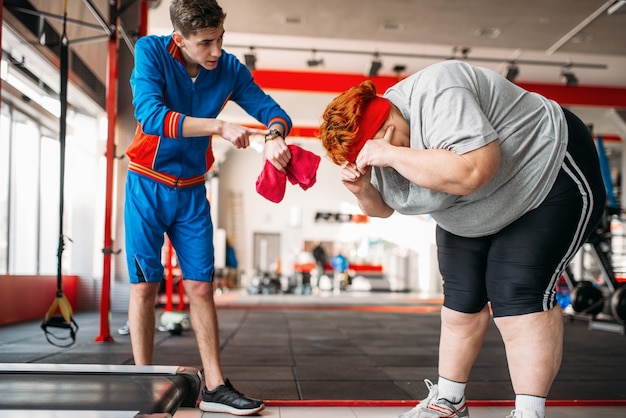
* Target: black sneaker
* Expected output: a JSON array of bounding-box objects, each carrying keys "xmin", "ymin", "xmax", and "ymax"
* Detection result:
[{"xmin": 199, "ymin": 379, "xmax": 265, "ymax": 416}]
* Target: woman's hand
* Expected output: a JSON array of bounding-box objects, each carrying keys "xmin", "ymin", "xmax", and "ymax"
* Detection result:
[
  {"xmin": 342, "ymin": 162, "xmax": 394, "ymax": 218},
  {"xmin": 341, "ymin": 163, "xmax": 372, "ymax": 195},
  {"xmin": 355, "ymin": 126, "xmax": 395, "ymax": 172}
]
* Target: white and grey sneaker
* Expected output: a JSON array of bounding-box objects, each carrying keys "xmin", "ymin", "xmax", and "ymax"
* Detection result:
[
  {"xmin": 117, "ymin": 321, "xmax": 130, "ymax": 335},
  {"xmin": 399, "ymin": 379, "xmax": 469, "ymax": 418},
  {"xmin": 506, "ymin": 410, "xmax": 543, "ymax": 418}
]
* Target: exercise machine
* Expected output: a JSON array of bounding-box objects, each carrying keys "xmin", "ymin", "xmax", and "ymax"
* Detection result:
[
  {"xmin": 564, "ymin": 214, "xmax": 626, "ymax": 334},
  {"xmin": 0, "ymin": 363, "xmax": 201, "ymax": 417}
]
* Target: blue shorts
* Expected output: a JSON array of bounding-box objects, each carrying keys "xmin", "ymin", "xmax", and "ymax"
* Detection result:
[
  {"xmin": 436, "ymin": 108, "xmax": 606, "ymax": 318},
  {"xmin": 124, "ymin": 172, "xmax": 215, "ymax": 284}
]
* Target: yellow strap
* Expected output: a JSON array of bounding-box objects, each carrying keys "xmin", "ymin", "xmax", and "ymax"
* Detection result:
[
  {"xmin": 44, "ymin": 294, "xmax": 74, "ymax": 324},
  {"xmin": 58, "ymin": 294, "xmax": 74, "ymax": 322},
  {"xmin": 44, "ymin": 298, "xmax": 58, "ymax": 322}
]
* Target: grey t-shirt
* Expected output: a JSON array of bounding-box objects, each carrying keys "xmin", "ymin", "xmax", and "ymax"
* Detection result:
[{"xmin": 371, "ymin": 60, "xmax": 568, "ymax": 237}]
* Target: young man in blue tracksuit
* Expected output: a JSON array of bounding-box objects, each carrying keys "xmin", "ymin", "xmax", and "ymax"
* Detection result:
[{"xmin": 124, "ymin": 0, "xmax": 292, "ymax": 415}]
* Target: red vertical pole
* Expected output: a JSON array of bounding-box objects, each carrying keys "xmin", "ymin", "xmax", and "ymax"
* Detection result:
[
  {"xmin": 139, "ymin": 0, "xmax": 149, "ymax": 37},
  {"xmin": 177, "ymin": 274, "xmax": 186, "ymax": 311},
  {"xmin": 165, "ymin": 238, "xmax": 174, "ymax": 312},
  {"xmin": 95, "ymin": 0, "xmax": 119, "ymax": 343}
]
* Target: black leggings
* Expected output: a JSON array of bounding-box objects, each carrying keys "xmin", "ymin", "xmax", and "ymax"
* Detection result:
[{"xmin": 436, "ymin": 108, "xmax": 606, "ymax": 317}]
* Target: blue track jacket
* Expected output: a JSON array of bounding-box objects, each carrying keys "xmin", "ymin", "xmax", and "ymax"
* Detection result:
[{"xmin": 127, "ymin": 35, "xmax": 292, "ymax": 187}]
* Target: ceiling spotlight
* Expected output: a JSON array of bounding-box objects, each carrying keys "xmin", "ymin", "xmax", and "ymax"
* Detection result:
[
  {"xmin": 452, "ymin": 46, "xmax": 471, "ymax": 59},
  {"xmin": 560, "ymin": 67, "xmax": 578, "ymax": 86},
  {"xmin": 393, "ymin": 64, "xmax": 407, "ymax": 78},
  {"xmin": 306, "ymin": 50, "xmax": 324, "ymax": 67},
  {"xmin": 392, "ymin": 64, "xmax": 406, "ymax": 73},
  {"xmin": 368, "ymin": 53, "xmax": 382, "ymax": 77},
  {"xmin": 244, "ymin": 47, "xmax": 256, "ymax": 71},
  {"xmin": 505, "ymin": 62, "xmax": 519, "ymax": 82}
]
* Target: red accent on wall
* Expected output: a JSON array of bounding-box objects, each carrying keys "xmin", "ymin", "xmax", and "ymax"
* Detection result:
[
  {"xmin": 263, "ymin": 399, "xmax": 626, "ymax": 408},
  {"xmin": 0, "ymin": 275, "xmax": 78, "ymax": 326},
  {"xmin": 251, "ymin": 127, "xmax": 623, "ymax": 142},
  {"xmin": 289, "ymin": 126, "xmax": 320, "ymax": 138},
  {"xmin": 251, "ymin": 69, "xmax": 626, "ymax": 108},
  {"xmin": 252, "ymin": 70, "xmax": 400, "ymax": 94},
  {"xmin": 517, "ymin": 82, "xmax": 626, "ymax": 108},
  {"xmin": 596, "ymin": 134, "xmax": 622, "ymax": 142},
  {"xmin": 246, "ymin": 70, "xmax": 626, "ymax": 139},
  {"xmin": 243, "ymin": 123, "xmax": 320, "ymax": 139}
]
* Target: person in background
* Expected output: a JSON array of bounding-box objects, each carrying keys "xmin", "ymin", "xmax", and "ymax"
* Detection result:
[
  {"xmin": 225, "ymin": 237, "xmax": 238, "ymax": 290},
  {"xmin": 312, "ymin": 241, "xmax": 328, "ymax": 290},
  {"xmin": 124, "ymin": 0, "xmax": 292, "ymax": 415},
  {"xmin": 330, "ymin": 251, "xmax": 349, "ymax": 293},
  {"xmin": 317, "ymin": 60, "xmax": 606, "ymax": 418}
]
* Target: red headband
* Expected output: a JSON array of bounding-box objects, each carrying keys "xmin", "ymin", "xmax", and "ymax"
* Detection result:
[{"xmin": 345, "ymin": 96, "xmax": 391, "ymax": 163}]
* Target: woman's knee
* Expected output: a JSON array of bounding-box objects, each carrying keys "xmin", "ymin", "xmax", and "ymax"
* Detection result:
[{"xmin": 441, "ymin": 305, "xmax": 490, "ymax": 329}]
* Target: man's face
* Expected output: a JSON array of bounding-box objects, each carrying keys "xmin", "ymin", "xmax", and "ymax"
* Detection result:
[{"xmin": 175, "ymin": 22, "xmax": 224, "ymax": 71}]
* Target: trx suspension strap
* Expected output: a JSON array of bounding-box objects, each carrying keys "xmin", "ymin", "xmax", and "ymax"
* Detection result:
[
  {"xmin": 41, "ymin": 0, "xmax": 78, "ymax": 347},
  {"xmin": 42, "ymin": 292, "xmax": 78, "ymax": 347}
]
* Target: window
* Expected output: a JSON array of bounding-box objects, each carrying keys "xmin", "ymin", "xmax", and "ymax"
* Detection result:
[
  {"xmin": 10, "ymin": 114, "xmax": 40, "ymax": 274},
  {"xmin": 0, "ymin": 105, "xmax": 70, "ymax": 275},
  {"xmin": 0, "ymin": 103, "xmax": 9, "ymax": 273},
  {"xmin": 39, "ymin": 135, "xmax": 60, "ymax": 274}
]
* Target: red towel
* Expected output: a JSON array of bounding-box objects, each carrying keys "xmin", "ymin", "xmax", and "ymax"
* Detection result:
[
  {"xmin": 255, "ymin": 160, "xmax": 287, "ymax": 203},
  {"xmin": 256, "ymin": 144, "xmax": 321, "ymax": 203},
  {"xmin": 285, "ymin": 144, "xmax": 321, "ymax": 190}
]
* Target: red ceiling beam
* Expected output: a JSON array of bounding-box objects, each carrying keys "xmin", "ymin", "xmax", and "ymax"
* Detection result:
[{"xmin": 251, "ymin": 70, "xmax": 626, "ymax": 108}]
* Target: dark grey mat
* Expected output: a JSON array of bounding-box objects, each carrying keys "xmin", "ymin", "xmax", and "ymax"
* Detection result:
[{"xmin": 1, "ymin": 303, "xmax": 625, "ymax": 401}]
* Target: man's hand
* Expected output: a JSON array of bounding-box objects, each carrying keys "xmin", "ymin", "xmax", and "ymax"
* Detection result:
[
  {"xmin": 264, "ymin": 136, "xmax": 291, "ymax": 171},
  {"xmin": 220, "ymin": 122, "xmax": 267, "ymax": 149}
]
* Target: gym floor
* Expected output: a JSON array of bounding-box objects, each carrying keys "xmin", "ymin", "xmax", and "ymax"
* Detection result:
[{"xmin": 1, "ymin": 290, "xmax": 625, "ymax": 417}]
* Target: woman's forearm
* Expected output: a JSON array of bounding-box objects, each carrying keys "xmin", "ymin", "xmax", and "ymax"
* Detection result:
[{"xmin": 353, "ymin": 182, "xmax": 394, "ymax": 218}]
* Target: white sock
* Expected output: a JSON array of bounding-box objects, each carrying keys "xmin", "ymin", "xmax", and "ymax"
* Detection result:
[
  {"xmin": 515, "ymin": 394, "xmax": 546, "ymax": 417},
  {"xmin": 437, "ymin": 376, "xmax": 466, "ymax": 404}
]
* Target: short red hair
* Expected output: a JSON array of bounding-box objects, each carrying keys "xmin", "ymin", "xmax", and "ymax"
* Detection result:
[{"xmin": 319, "ymin": 80, "xmax": 390, "ymax": 165}]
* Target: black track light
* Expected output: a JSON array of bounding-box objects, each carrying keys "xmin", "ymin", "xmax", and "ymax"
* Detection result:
[
  {"xmin": 560, "ymin": 68, "xmax": 578, "ymax": 86},
  {"xmin": 244, "ymin": 47, "xmax": 256, "ymax": 71},
  {"xmin": 368, "ymin": 53, "xmax": 382, "ymax": 77},
  {"xmin": 505, "ymin": 63, "xmax": 519, "ymax": 82}
]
